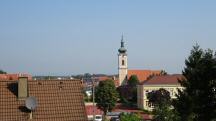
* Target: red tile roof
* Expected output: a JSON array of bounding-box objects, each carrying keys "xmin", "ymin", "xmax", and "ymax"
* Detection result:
[
  {"xmin": 94, "ymin": 76, "xmax": 119, "ymax": 87},
  {"xmin": 0, "ymin": 74, "xmax": 32, "ymax": 81},
  {"xmin": 142, "ymin": 74, "xmax": 184, "ymax": 85},
  {"xmin": 0, "ymin": 79, "xmax": 87, "ymax": 121},
  {"xmin": 95, "ymin": 76, "xmax": 112, "ymax": 81},
  {"xmin": 128, "ymin": 70, "xmax": 161, "ymax": 83},
  {"xmin": 85, "ymin": 105, "xmax": 103, "ymax": 115}
]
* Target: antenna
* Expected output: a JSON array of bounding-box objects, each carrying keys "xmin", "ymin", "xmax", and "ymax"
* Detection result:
[{"xmin": 25, "ymin": 96, "xmax": 38, "ymax": 119}]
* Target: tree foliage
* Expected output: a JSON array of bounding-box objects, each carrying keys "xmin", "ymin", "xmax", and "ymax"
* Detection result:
[
  {"xmin": 152, "ymin": 105, "xmax": 179, "ymax": 121},
  {"xmin": 128, "ymin": 75, "xmax": 139, "ymax": 86},
  {"xmin": 120, "ymin": 113, "xmax": 142, "ymax": 121},
  {"xmin": 148, "ymin": 88, "xmax": 171, "ymax": 107},
  {"xmin": 0, "ymin": 69, "xmax": 7, "ymax": 74},
  {"xmin": 118, "ymin": 75, "xmax": 139, "ymax": 105},
  {"xmin": 95, "ymin": 79, "xmax": 119, "ymax": 115},
  {"xmin": 128, "ymin": 75, "xmax": 139, "ymax": 103},
  {"xmin": 174, "ymin": 45, "xmax": 216, "ymax": 121},
  {"xmin": 148, "ymin": 88, "xmax": 179, "ymax": 121}
]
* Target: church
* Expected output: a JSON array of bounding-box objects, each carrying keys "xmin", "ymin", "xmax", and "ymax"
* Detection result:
[{"xmin": 117, "ymin": 36, "xmax": 161, "ymax": 86}]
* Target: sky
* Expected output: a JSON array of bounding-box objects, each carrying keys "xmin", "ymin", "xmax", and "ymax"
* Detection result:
[{"xmin": 0, "ymin": 0, "xmax": 216, "ymax": 76}]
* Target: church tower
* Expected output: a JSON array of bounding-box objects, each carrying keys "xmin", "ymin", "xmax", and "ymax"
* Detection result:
[{"xmin": 118, "ymin": 35, "xmax": 128, "ymax": 85}]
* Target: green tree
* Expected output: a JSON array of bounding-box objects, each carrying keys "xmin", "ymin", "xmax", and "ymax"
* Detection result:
[
  {"xmin": 128, "ymin": 75, "xmax": 139, "ymax": 103},
  {"xmin": 0, "ymin": 69, "xmax": 7, "ymax": 74},
  {"xmin": 95, "ymin": 79, "xmax": 119, "ymax": 115},
  {"xmin": 120, "ymin": 113, "xmax": 142, "ymax": 121},
  {"xmin": 128, "ymin": 75, "xmax": 139, "ymax": 86},
  {"xmin": 173, "ymin": 45, "xmax": 216, "ymax": 121},
  {"xmin": 160, "ymin": 70, "xmax": 167, "ymax": 75},
  {"xmin": 83, "ymin": 73, "xmax": 91, "ymax": 78},
  {"xmin": 117, "ymin": 75, "xmax": 139, "ymax": 105},
  {"xmin": 152, "ymin": 105, "xmax": 179, "ymax": 121},
  {"xmin": 148, "ymin": 88, "xmax": 179, "ymax": 121},
  {"xmin": 148, "ymin": 88, "xmax": 171, "ymax": 107}
]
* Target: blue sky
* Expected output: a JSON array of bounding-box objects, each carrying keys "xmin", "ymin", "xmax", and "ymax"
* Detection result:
[{"xmin": 0, "ymin": 0, "xmax": 216, "ymax": 75}]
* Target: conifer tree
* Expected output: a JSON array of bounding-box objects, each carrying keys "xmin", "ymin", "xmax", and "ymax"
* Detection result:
[{"xmin": 174, "ymin": 45, "xmax": 216, "ymax": 121}]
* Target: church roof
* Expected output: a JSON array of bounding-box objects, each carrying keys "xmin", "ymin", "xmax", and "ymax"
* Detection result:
[
  {"xmin": 0, "ymin": 79, "xmax": 87, "ymax": 121},
  {"xmin": 128, "ymin": 70, "xmax": 161, "ymax": 83}
]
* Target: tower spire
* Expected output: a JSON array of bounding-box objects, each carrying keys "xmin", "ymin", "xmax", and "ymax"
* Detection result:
[
  {"xmin": 118, "ymin": 34, "xmax": 127, "ymax": 53},
  {"xmin": 121, "ymin": 34, "xmax": 124, "ymax": 47},
  {"xmin": 118, "ymin": 35, "xmax": 128, "ymax": 86}
]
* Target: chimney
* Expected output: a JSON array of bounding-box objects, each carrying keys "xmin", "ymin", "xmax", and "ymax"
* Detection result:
[{"xmin": 18, "ymin": 76, "xmax": 28, "ymax": 99}]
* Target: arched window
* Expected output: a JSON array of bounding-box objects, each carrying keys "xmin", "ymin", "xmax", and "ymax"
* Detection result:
[{"xmin": 122, "ymin": 60, "xmax": 125, "ymax": 66}]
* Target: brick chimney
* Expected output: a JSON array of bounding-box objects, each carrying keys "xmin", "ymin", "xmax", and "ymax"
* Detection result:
[{"xmin": 18, "ymin": 76, "xmax": 28, "ymax": 100}]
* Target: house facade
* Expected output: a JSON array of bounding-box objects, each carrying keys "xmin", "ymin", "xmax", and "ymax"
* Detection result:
[{"xmin": 137, "ymin": 74, "xmax": 184, "ymax": 110}]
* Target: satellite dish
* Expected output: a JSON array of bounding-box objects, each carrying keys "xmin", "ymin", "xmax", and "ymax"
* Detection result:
[{"xmin": 25, "ymin": 96, "xmax": 38, "ymax": 110}]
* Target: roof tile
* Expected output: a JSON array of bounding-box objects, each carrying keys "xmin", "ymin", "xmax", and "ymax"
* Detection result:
[
  {"xmin": 0, "ymin": 79, "xmax": 87, "ymax": 121},
  {"xmin": 128, "ymin": 70, "xmax": 161, "ymax": 83},
  {"xmin": 142, "ymin": 74, "xmax": 184, "ymax": 85}
]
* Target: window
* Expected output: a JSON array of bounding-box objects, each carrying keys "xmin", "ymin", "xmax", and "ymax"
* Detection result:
[{"xmin": 122, "ymin": 60, "xmax": 125, "ymax": 66}]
